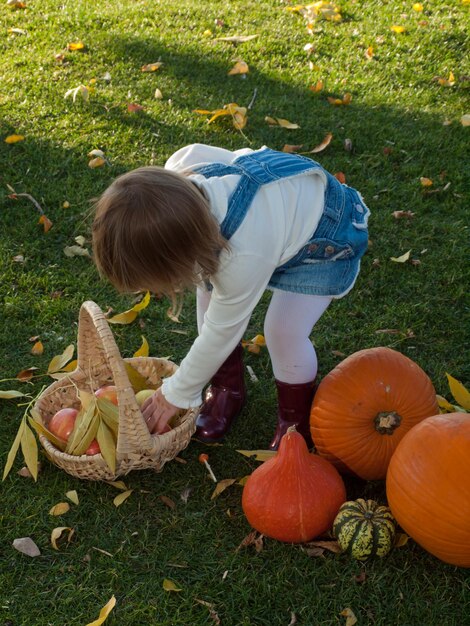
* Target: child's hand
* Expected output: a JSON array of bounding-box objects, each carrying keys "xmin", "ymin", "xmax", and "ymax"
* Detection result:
[{"xmin": 141, "ymin": 387, "xmax": 179, "ymax": 434}]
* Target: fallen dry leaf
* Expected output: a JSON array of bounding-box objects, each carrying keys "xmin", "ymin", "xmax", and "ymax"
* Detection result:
[
  {"xmin": 310, "ymin": 132, "xmax": 333, "ymax": 153},
  {"xmin": 163, "ymin": 579, "xmax": 182, "ymax": 592},
  {"xmin": 211, "ymin": 478, "xmax": 237, "ymax": 500},
  {"xmin": 0, "ymin": 389, "xmax": 28, "ymax": 399},
  {"xmin": 108, "ymin": 291, "xmax": 150, "ymax": 324},
  {"xmin": 67, "ymin": 41, "xmax": 85, "ymax": 51},
  {"xmin": 16, "ymin": 367, "xmax": 38, "ymax": 382},
  {"xmin": 84, "ymin": 595, "xmax": 116, "ymax": 626},
  {"xmin": 49, "ymin": 502, "xmax": 70, "ymax": 516},
  {"xmin": 310, "ymin": 80, "xmax": 324, "ymax": 93},
  {"xmin": 236, "ymin": 530, "xmax": 264, "ymax": 553},
  {"xmin": 327, "ymin": 93, "xmax": 352, "ymax": 106},
  {"xmin": 141, "ymin": 62, "xmax": 163, "ymax": 72},
  {"xmin": 113, "ymin": 489, "xmax": 133, "ymax": 507},
  {"xmin": 38, "ymin": 215, "xmax": 53, "ymax": 232},
  {"xmin": 160, "ymin": 495, "xmax": 176, "ymax": 510},
  {"xmin": 31, "ymin": 341, "xmax": 44, "ymax": 355},
  {"xmin": 214, "ymin": 34, "xmax": 258, "ymax": 43},
  {"xmin": 12, "ymin": 537, "xmax": 40, "ymax": 557},
  {"xmin": 394, "ymin": 533, "xmax": 410, "ymax": 548},
  {"xmin": 228, "ymin": 60, "xmax": 249, "ymax": 75},
  {"xmin": 265, "ymin": 116, "xmax": 300, "ymax": 129},
  {"xmin": 461, "ymin": 114, "xmax": 470, "ymax": 126},
  {"xmin": 127, "ymin": 103, "xmax": 145, "ymax": 113},
  {"xmin": 420, "ymin": 177, "xmax": 433, "ymax": 187},
  {"xmin": 340, "ymin": 607, "xmax": 358, "ymax": 626},
  {"xmin": 282, "ymin": 144, "xmax": 304, "ymax": 153},
  {"xmin": 5, "ymin": 134, "xmax": 25, "ymax": 144},
  {"xmin": 334, "ymin": 172, "xmax": 346, "ymax": 184},
  {"xmin": 392, "ymin": 210, "xmax": 415, "ymax": 219},
  {"xmin": 354, "ymin": 570, "xmax": 367, "ymax": 584},
  {"xmin": 390, "ymin": 249, "xmax": 411, "ymax": 263},
  {"xmin": 65, "ymin": 490, "xmax": 79, "ymax": 505},
  {"xmin": 51, "ymin": 526, "xmax": 74, "ymax": 550},
  {"xmin": 236, "ymin": 449, "xmax": 276, "ymax": 462},
  {"xmin": 64, "ymin": 244, "xmax": 90, "ymax": 257},
  {"xmin": 391, "ymin": 25, "xmax": 406, "ymax": 33}
]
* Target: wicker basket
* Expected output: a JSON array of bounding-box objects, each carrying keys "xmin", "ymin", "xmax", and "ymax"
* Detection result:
[{"xmin": 34, "ymin": 300, "xmax": 199, "ymax": 481}]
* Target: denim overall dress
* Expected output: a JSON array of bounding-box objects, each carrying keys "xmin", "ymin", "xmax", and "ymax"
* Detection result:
[{"xmin": 194, "ymin": 147, "xmax": 370, "ymax": 297}]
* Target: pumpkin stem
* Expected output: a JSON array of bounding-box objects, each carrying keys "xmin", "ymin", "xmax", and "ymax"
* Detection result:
[
  {"xmin": 286, "ymin": 425, "xmax": 298, "ymax": 434},
  {"xmin": 374, "ymin": 411, "xmax": 402, "ymax": 435}
]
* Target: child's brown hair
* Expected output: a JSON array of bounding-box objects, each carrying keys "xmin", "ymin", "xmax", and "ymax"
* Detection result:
[{"xmin": 92, "ymin": 166, "xmax": 228, "ymax": 300}]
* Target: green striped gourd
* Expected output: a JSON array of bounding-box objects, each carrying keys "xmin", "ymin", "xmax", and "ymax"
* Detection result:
[{"xmin": 333, "ymin": 499, "xmax": 395, "ymax": 560}]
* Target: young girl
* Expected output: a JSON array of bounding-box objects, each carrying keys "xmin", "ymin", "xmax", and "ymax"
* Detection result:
[{"xmin": 92, "ymin": 144, "xmax": 370, "ymax": 450}]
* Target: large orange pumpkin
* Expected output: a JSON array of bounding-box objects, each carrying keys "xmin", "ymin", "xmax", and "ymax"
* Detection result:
[
  {"xmin": 386, "ymin": 412, "xmax": 470, "ymax": 568},
  {"xmin": 310, "ymin": 347, "xmax": 439, "ymax": 480},
  {"xmin": 241, "ymin": 426, "xmax": 346, "ymax": 543}
]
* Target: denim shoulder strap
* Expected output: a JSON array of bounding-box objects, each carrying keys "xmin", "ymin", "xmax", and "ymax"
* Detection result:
[{"xmin": 194, "ymin": 149, "xmax": 322, "ymax": 240}]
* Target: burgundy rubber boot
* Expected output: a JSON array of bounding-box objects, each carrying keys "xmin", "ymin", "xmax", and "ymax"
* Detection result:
[
  {"xmin": 268, "ymin": 379, "xmax": 317, "ymax": 450},
  {"xmin": 194, "ymin": 344, "xmax": 246, "ymax": 443}
]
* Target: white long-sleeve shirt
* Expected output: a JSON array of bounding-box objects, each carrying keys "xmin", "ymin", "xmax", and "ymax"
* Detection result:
[{"xmin": 161, "ymin": 144, "xmax": 326, "ymax": 408}]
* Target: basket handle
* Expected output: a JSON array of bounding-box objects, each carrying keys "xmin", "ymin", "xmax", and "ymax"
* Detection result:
[{"xmin": 77, "ymin": 301, "xmax": 154, "ymax": 453}]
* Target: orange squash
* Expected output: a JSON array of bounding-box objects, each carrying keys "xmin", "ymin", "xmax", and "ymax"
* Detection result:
[
  {"xmin": 386, "ymin": 412, "xmax": 470, "ymax": 567},
  {"xmin": 310, "ymin": 347, "xmax": 439, "ymax": 480},
  {"xmin": 241, "ymin": 426, "xmax": 346, "ymax": 543}
]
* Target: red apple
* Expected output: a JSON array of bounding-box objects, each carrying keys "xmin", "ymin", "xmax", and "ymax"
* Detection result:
[
  {"xmin": 48, "ymin": 407, "xmax": 78, "ymax": 442},
  {"xmin": 86, "ymin": 439, "xmax": 101, "ymax": 456},
  {"xmin": 94, "ymin": 384, "xmax": 118, "ymax": 405}
]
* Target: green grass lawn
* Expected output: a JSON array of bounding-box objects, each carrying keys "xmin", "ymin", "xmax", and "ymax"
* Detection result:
[{"xmin": 1, "ymin": 0, "xmax": 469, "ymax": 624}]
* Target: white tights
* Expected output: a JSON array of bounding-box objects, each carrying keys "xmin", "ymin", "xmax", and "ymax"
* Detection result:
[{"xmin": 196, "ymin": 289, "xmax": 332, "ymax": 384}]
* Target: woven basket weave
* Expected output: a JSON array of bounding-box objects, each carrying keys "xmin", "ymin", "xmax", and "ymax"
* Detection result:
[{"xmin": 34, "ymin": 300, "xmax": 198, "ymax": 481}]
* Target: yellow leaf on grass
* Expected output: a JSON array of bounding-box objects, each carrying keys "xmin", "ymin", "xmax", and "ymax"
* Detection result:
[
  {"xmin": 108, "ymin": 480, "xmax": 128, "ymax": 490},
  {"xmin": 163, "ymin": 579, "xmax": 182, "ymax": 592},
  {"xmin": 133, "ymin": 335, "xmax": 149, "ymax": 358},
  {"xmin": 391, "ymin": 25, "xmax": 406, "ymax": 33},
  {"xmin": 38, "ymin": 215, "xmax": 53, "ymax": 232},
  {"xmin": 31, "ymin": 341, "xmax": 44, "ymax": 355},
  {"xmin": 251, "ymin": 334, "xmax": 266, "ymax": 346},
  {"xmin": 282, "ymin": 144, "xmax": 304, "ymax": 153},
  {"xmin": 446, "ymin": 374, "xmax": 470, "ymax": 411},
  {"xmin": 48, "ymin": 344, "xmax": 75, "ymax": 373},
  {"xmin": 394, "ymin": 532, "xmax": 410, "ymax": 548},
  {"xmin": 420, "ymin": 177, "xmax": 433, "ymax": 187},
  {"xmin": 365, "ymin": 46, "xmax": 374, "ymax": 59},
  {"xmin": 65, "ymin": 490, "xmax": 79, "ymax": 505},
  {"xmin": 49, "ymin": 502, "xmax": 70, "ymax": 516},
  {"xmin": 265, "ymin": 116, "xmax": 300, "ymax": 129},
  {"xmin": 390, "ymin": 250, "xmax": 411, "ymax": 263},
  {"xmin": 113, "ymin": 489, "xmax": 133, "ymax": 507},
  {"xmin": 7, "ymin": 0, "xmax": 27, "ymax": 8},
  {"xmin": 2, "ymin": 417, "xmax": 25, "ymax": 480},
  {"xmin": 236, "ymin": 449, "xmax": 277, "ymax": 462},
  {"xmin": 310, "ymin": 132, "xmax": 333, "ymax": 153},
  {"xmin": 438, "ymin": 71, "xmax": 456, "ymax": 87},
  {"xmin": 461, "ymin": 114, "xmax": 470, "ymax": 126},
  {"xmin": 413, "ymin": 3, "xmax": 424, "ymax": 11},
  {"xmin": 141, "ymin": 62, "xmax": 163, "ymax": 72},
  {"xmin": 309, "ymin": 80, "xmax": 324, "ymax": 93},
  {"xmin": 5, "ymin": 134, "xmax": 25, "ymax": 144},
  {"xmin": 108, "ymin": 292, "xmax": 150, "ymax": 324},
  {"xmin": 51, "ymin": 526, "xmax": 74, "ymax": 550},
  {"xmin": 0, "ymin": 390, "xmax": 28, "ymax": 399},
  {"xmin": 85, "ymin": 596, "xmax": 116, "ymax": 626},
  {"xmin": 340, "ymin": 607, "xmax": 358, "ymax": 626},
  {"xmin": 215, "ymin": 34, "xmax": 258, "ymax": 43},
  {"xmin": 211, "ymin": 478, "xmax": 237, "ymax": 499},
  {"xmin": 88, "ymin": 156, "xmax": 106, "ymax": 168},
  {"xmin": 328, "ymin": 93, "xmax": 352, "ymax": 106},
  {"xmin": 228, "ymin": 60, "xmax": 249, "ymax": 75},
  {"xmin": 67, "ymin": 41, "xmax": 85, "ymax": 51},
  {"xmin": 437, "ymin": 394, "xmax": 456, "ymax": 412},
  {"xmin": 195, "ymin": 103, "xmax": 247, "ymax": 130},
  {"xmin": 20, "ymin": 424, "xmax": 38, "ymax": 481}
]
